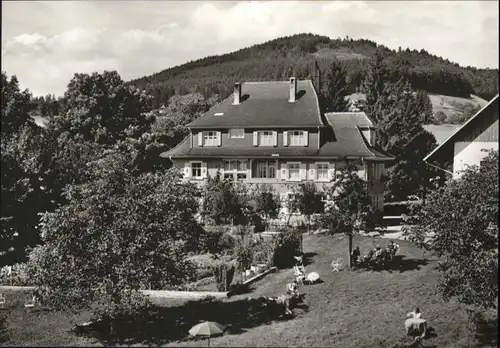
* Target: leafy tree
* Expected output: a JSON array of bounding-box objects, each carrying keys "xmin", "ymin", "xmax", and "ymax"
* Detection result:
[
  {"xmin": 294, "ymin": 182, "xmax": 324, "ymax": 229},
  {"xmin": 415, "ymin": 90, "xmax": 433, "ymax": 124},
  {"xmin": 362, "ymin": 50, "xmax": 390, "ymax": 124},
  {"xmin": 321, "ymin": 59, "xmax": 349, "ymax": 112},
  {"xmin": 403, "ymin": 150, "xmax": 498, "ymax": 310},
  {"xmin": 201, "ymin": 173, "xmax": 246, "ymax": 225},
  {"xmin": 0, "ymin": 72, "xmax": 42, "ymax": 266},
  {"xmin": 319, "ymin": 163, "xmax": 384, "ymax": 268},
  {"xmin": 31, "ymin": 151, "xmax": 201, "ymax": 323},
  {"xmin": 374, "ymin": 78, "xmax": 440, "ymax": 201},
  {"xmin": 1, "ymin": 71, "xmax": 33, "ymax": 135},
  {"xmin": 53, "ymin": 71, "xmax": 154, "ymax": 145},
  {"xmin": 252, "ymin": 184, "xmax": 281, "ymax": 228}
]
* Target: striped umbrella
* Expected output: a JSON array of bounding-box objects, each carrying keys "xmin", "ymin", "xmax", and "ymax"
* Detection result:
[{"xmin": 189, "ymin": 321, "xmax": 226, "ymax": 347}]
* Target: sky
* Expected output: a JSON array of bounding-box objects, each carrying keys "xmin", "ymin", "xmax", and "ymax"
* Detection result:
[{"xmin": 2, "ymin": 1, "xmax": 498, "ymax": 97}]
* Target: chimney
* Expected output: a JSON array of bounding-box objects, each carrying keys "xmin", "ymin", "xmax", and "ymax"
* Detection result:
[
  {"xmin": 233, "ymin": 83, "xmax": 241, "ymax": 105},
  {"xmin": 313, "ymin": 61, "xmax": 321, "ymax": 93},
  {"xmin": 289, "ymin": 77, "xmax": 297, "ymax": 103}
]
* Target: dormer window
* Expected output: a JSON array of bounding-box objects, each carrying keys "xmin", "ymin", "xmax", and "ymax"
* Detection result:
[
  {"xmin": 229, "ymin": 128, "xmax": 244, "ymax": 139},
  {"xmin": 283, "ymin": 130, "xmax": 308, "ymax": 146},
  {"xmin": 260, "ymin": 131, "xmax": 274, "ymax": 146},
  {"xmin": 201, "ymin": 131, "xmax": 220, "ymax": 146},
  {"xmin": 289, "ymin": 131, "xmax": 306, "ymax": 146},
  {"xmin": 253, "ymin": 131, "xmax": 277, "ymax": 147}
]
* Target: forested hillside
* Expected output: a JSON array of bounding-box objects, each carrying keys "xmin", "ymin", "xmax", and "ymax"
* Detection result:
[{"xmin": 130, "ymin": 33, "xmax": 498, "ymax": 108}]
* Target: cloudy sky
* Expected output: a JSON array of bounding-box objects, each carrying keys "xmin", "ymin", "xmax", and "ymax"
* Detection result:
[{"xmin": 2, "ymin": 1, "xmax": 498, "ymax": 97}]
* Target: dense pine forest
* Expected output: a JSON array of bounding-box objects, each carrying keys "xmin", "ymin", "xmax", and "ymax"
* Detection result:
[{"xmin": 129, "ymin": 33, "xmax": 498, "ymax": 108}]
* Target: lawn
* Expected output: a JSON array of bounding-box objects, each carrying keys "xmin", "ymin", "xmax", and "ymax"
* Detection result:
[{"xmin": 1, "ymin": 233, "xmax": 497, "ymax": 347}]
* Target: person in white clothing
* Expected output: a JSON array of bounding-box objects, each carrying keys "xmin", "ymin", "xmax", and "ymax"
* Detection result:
[{"xmin": 407, "ymin": 307, "xmax": 422, "ymax": 319}]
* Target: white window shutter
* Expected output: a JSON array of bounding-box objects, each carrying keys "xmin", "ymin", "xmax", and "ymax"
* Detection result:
[
  {"xmin": 300, "ymin": 163, "xmax": 307, "ymax": 180},
  {"xmin": 328, "ymin": 162, "xmax": 336, "ymax": 181},
  {"xmin": 217, "ymin": 131, "xmax": 222, "ymax": 147},
  {"xmin": 281, "ymin": 163, "xmax": 288, "ymax": 181},
  {"xmin": 283, "ymin": 131, "xmax": 289, "ymax": 146},
  {"xmin": 304, "ymin": 131, "xmax": 309, "ymax": 146},
  {"xmin": 273, "ymin": 131, "xmax": 277, "ymax": 146},
  {"xmin": 253, "ymin": 131, "xmax": 258, "ymax": 146},
  {"xmin": 309, "ymin": 167, "xmax": 316, "ymax": 180},
  {"xmin": 184, "ymin": 162, "xmax": 191, "ymax": 178},
  {"xmin": 201, "ymin": 162, "xmax": 208, "ymax": 179},
  {"xmin": 198, "ymin": 132, "xmax": 203, "ymax": 147}
]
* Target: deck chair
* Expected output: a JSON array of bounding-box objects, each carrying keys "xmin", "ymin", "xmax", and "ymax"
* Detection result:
[
  {"xmin": 0, "ymin": 293, "xmax": 5, "ymax": 308},
  {"xmin": 331, "ymin": 258, "xmax": 343, "ymax": 272},
  {"xmin": 24, "ymin": 295, "xmax": 36, "ymax": 308}
]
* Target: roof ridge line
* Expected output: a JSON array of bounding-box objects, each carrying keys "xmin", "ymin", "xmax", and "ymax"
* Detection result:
[
  {"xmin": 308, "ymin": 79, "xmax": 325, "ymax": 126},
  {"xmin": 355, "ymin": 125, "xmax": 376, "ymax": 157}
]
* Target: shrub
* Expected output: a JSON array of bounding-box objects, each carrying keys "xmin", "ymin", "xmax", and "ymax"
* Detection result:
[
  {"xmin": 235, "ymin": 241, "xmax": 254, "ymax": 271},
  {"xmin": 252, "ymin": 238, "xmax": 275, "ymax": 267},
  {"xmin": 212, "ymin": 261, "xmax": 235, "ymax": 292},
  {"xmin": 0, "ymin": 263, "xmax": 32, "ymax": 286},
  {"xmin": 203, "ymin": 228, "xmax": 235, "ymax": 257},
  {"xmin": 272, "ymin": 231, "xmax": 301, "ymax": 269},
  {"xmin": 0, "ymin": 313, "xmax": 8, "ymax": 343}
]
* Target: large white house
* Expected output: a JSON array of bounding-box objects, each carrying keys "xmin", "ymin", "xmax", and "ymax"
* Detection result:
[
  {"xmin": 162, "ymin": 64, "xmax": 394, "ymax": 214},
  {"xmin": 424, "ymin": 94, "xmax": 499, "ymax": 178}
]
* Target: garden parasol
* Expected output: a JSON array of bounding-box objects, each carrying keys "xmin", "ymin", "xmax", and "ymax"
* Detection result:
[{"xmin": 189, "ymin": 321, "xmax": 226, "ymax": 347}]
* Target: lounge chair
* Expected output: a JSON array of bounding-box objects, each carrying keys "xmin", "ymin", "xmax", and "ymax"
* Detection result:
[{"xmin": 331, "ymin": 258, "xmax": 343, "ymax": 272}]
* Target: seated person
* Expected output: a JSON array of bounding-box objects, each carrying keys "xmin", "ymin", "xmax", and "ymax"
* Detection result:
[
  {"xmin": 374, "ymin": 246, "xmax": 383, "ymax": 258},
  {"xmin": 286, "ymin": 280, "xmax": 299, "ymax": 297},
  {"xmin": 351, "ymin": 247, "xmax": 361, "ymax": 265},
  {"xmin": 364, "ymin": 249, "xmax": 375, "ymax": 262},
  {"xmin": 406, "ymin": 307, "xmax": 422, "ymax": 319},
  {"xmin": 405, "ymin": 308, "xmax": 427, "ymax": 338}
]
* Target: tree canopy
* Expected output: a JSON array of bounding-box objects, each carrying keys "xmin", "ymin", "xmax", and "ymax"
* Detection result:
[
  {"xmin": 321, "ymin": 59, "xmax": 349, "ymax": 112},
  {"xmin": 32, "ymin": 151, "xmax": 201, "ymax": 318},
  {"xmin": 403, "ymin": 150, "xmax": 498, "ymax": 310}
]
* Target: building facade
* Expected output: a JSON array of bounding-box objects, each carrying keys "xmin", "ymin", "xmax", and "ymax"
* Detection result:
[
  {"xmin": 425, "ymin": 94, "xmax": 499, "ymax": 179},
  {"xmin": 163, "ymin": 70, "xmax": 393, "ymax": 216}
]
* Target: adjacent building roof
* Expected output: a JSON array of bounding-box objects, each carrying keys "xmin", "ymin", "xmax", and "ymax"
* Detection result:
[
  {"xmin": 187, "ymin": 80, "xmax": 323, "ymax": 128},
  {"xmin": 424, "ymin": 94, "xmax": 499, "ymax": 164},
  {"xmin": 324, "ymin": 112, "xmax": 374, "ymax": 128}
]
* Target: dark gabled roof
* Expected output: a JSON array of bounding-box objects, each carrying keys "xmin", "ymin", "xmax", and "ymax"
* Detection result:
[
  {"xmin": 164, "ymin": 110, "xmax": 393, "ymax": 160},
  {"xmin": 424, "ymin": 94, "xmax": 499, "ymax": 163},
  {"xmin": 325, "ymin": 112, "xmax": 374, "ymax": 128},
  {"xmin": 187, "ymin": 80, "xmax": 323, "ymax": 128},
  {"xmin": 323, "ymin": 112, "xmax": 392, "ymax": 160},
  {"xmin": 163, "ymin": 133, "xmax": 391, "ymax": 160}
]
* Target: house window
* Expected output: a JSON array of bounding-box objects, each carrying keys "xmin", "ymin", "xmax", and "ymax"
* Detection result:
[
  {"xmin": 224, "ymin": 160, "xmax": 248, "ymax": 181},
  {"xmin": 288, "ymin": 163, "xmax": 300, "ymax": 180},
  {"xmin": 289, "ymin": 131, "xmax": 306, "ymax": 146},
  {"xmin": 256, "ymin": 161, "xmax": 277, "ymax": 178},
  {"xmin": 229, "ymin": 128, "xmax": 244, "ymax": 138},
  {"xmin": 204, "ymin": 131, "xmax": 218, "ymax": 146},
  {"xmin": 191, "ymin": 162, "xmax": 202, "ymax": 178},
  {"xmin": 259, "ymin": 131, "xmax": 273, "ymax": 146},
  {"xmin": 317, "ymin": 163, "xmax": 328, "ymax": 180}
]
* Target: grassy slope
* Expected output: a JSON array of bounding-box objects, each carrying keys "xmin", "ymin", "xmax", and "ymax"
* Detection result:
[
  {"xmin": 1, "ymin": 234, "xmax": 496, "ymax": 347},
  {"xmin": 348, "ymin": 92, "xmax": 488, "ymax": 121}
]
